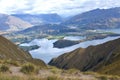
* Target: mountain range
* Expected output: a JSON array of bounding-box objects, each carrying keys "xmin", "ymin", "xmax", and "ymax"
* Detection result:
[
  {"xmin": 12, "ymin": 13, "xmax": 63, "ymax": 25},
  {"xmin": 63, "ymin": 7, "xmax": 120, "ymax": 29},
  {"xmin": 1, "ymin": 7, "xmax": 120, "ymax": 35}
]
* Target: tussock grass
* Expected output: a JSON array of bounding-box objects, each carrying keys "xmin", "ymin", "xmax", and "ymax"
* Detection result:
[
  {"xmin": 0, "ymin": 62, "xmax": 120, "ymax": 80},
  {"xmin": 0, "ymin": 74, "xmax": 43, "ymax": 80},
  {"xmin": 82, "ymin": 71, "xmax": 99, "ymax": 75},
  {"xmin": 0, "ymin": 64, "xmax": 9, "ymax": 72},
  {"xmin": 49, "ymin": 66, "xmax": 61, "ymax": 74},
  {"xmin": 20, "ymin": 63, "xmax": 38, "ymax": 74},
  {"xmin": 3, "ymin": 60, "xmax": 20, "ymax": 66},
  {"xmin": 82, "ymin": 71, "xmax": 120, "ymax": 80},
  {"xmin": 47, "ymin": 76, "xmax": 62, "ymax": 80},
  {"xmin": 66, "ymin": 68, "xmax": 80, "ymax": 74}
]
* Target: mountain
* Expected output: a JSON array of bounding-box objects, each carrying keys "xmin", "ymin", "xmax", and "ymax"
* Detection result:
[
  {"xmin": 8, "ymin": 24, "xmax": 68, "ymax": 43},
  {"xmin": 12, "ymin": 13, "xmax": 63, "ymax": 25},
  {"xmin": 0, "ymin": 13, "xmax": 32, "ymax": 32},
  {"xmin": 18, "ymin": 24, "xmax": 67, "ymax": 34},
  {"xmin": 63, "ymin": 7, "xmax": 120, "ymax": 29},
  {"xmin": 49, "ymin": 37, "xmax": 120, "ymax": 76},
  {"xmin": 0, "ymin": 35, "xmax": 46, "ymax": 66}
]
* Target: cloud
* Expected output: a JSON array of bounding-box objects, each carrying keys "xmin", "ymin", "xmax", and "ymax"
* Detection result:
[
  {"xmin": 20, "ymin": 36, "xmax": 120, "ymax": 63},
  {"xmin": 0, "ymin": 0, "xmax": 120, "ymax": 16}
]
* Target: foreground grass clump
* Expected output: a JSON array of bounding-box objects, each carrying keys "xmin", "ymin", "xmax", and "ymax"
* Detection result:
[
  {"xmin": 47, "ymin": 76, "xmax": 62, "ymax": 80},
  {"xmin": 66, "ymin": 68, "xmax": 80, "ymax": 74},
  {"xmin": 49, "ymin": 66, "xmax": 61, "ymax": 74},
  {"xmin": 83, "ymin": 71, "xmax": 120, "ymax": 80},
  {"xmin": 0, "ymin": 64, "xmax": 9, "ymax": 72},
  {"xmin": 83, "ymin": 71, "xmax": 99, "ymax": 75},
  {"xmin": 3, "ymin": 60, "xmax": 19, "ymax": 66},
  {"xmin": 0, "ymin": 74, "xmax": 43, "ymax": 80},
  {"xmin": 20, "ymin": 63, "xmax": 37, "ymax": 74}
]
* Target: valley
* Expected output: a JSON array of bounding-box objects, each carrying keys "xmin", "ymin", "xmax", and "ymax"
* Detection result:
[
  {"xmin": 20, "ymin": 36, "xmax": 120, "ymax": 63},
  {"xmin": 0, "ymin": 35, "xmax": 120, "ymax": 80},
  {"xmin": 0, "ymin": 6, "xmax": 120, "ymax": 80}
]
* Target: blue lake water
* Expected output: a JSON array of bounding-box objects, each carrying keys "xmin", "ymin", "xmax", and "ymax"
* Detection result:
[
  {"xmin": 99, "ymin": 28, "xmax": 120, "ymax": 34},
  {"xmin": 20, "ymin": 36, "xmax": 120, "ymax": 63},
  {"xmin": 63, "ymin": 36, "xmax": 86, "ymax": 41}
]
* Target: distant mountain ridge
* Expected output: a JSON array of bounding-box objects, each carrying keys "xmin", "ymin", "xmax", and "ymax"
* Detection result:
[
  {"xmin": 12, "ymin": 13, "xmax": 63, "ymax": 25},
  {"xmin": 0, "ymin": 13, "xmax": 32, "ymax": 32},
  {"xmin": 63, "ymin": 7, "xmax": 120, "ymax": 29},
  {"xmin": 49, "ymin": 37, "xmax": 120, "ymax": 76}
]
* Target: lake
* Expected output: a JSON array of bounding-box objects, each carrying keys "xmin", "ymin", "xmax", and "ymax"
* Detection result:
[
  {"xmin": 99, "ymin": 28, "xmax": 120, "ymax": 34},
  {"xmin": 20, "ymin": 36, "xmax": 120, "ymax": 63},
  {"xmin": 63, "ymin": 36, "xmax": 86, "ymax": 41}
]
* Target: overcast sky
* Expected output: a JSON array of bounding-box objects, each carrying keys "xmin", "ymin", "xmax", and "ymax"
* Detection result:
[{"xmin": 0, "ymin": 0, "xmax": 120, "ymax": 16}]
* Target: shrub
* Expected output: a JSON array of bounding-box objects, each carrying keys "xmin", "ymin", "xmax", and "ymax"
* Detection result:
[
  {"xmin": 47, "ymin": 76, "xmax": 61, "ymax": 80},
  {"xmin": 50, "ymin": 66, "xmax": 61, "ymax": 74},
  {"xmin": 20, "ymin": 63, "xmax": 37, "ymax": 74},
  {"xmin": 3, "ymin": 60, "xmax": 19, "ymax": 66},
  {"xmin": 82, "ymin": 71, "xmax": 99, "ymax": 75},
  {"xmin": 0, "ymin": 65, "xmax": 9, "ymax": 72},
  {"xmin": 66, "ymin": 68, "xmax": 80, "ymax": 74},
  {"xmin": 8, "ymin": 61, "xmax": 19, "ymax": 66},
  {"xmin": 107, "ymin": 75, "xmax": 120, "ymax": 80},
  {"xmin": 98, "ymin": 75, "xmax": 108, "ymax": 80}
]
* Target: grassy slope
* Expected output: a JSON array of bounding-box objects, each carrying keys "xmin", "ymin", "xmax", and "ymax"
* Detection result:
[
  {"xmin": 0, "ymin": 35, "xmax": 46, "ymax": 67},
  {"xmin": 96, "ymin": 46, "xmax": 120, "ymax": 76},
  {"xmin": 49, "ymin": 38, "xmax": 120, "ymax": 76}
]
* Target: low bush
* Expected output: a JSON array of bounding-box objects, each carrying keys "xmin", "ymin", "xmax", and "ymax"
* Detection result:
[
  {"xmin": 20, "ymin": 63, "xmax": 37, "ymax": 74},
  {"xmin": 3, "ymin": 60, "xmax": 19, "ymax": 66},
  {"xmin": 47, "ymin": 76, "xmax": 61, "ymax": 80},
  {"xmin": 0, "ymin": 64, "xmax": 9, "ymax": 72}
]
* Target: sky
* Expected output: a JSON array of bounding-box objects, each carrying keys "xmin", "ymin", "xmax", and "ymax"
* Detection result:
[{"xmin": 0, "ymin": 0, "xmax": 120, "ymax": 16}]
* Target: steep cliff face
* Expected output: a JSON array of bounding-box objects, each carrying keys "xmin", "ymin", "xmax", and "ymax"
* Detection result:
[
  {"xmin": 49, "ymin": 38, "xmax": 120, "ymax": 76},
  {"xmin": 0, "ymin": 35, "xmax": 46, "ymax": 67}
]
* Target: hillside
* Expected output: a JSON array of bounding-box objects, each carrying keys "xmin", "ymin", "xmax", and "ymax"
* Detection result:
[
  {"xmin": 0, "ymin": 13, "xmax": 32, "ymax": 32},
  {"xmin": 7, "ymin": 24, "xmax": 68, "ymax": 43},
  {"xmin": 63, "ymin": 7, "xmax": 120, "ymax": 29},
  {"xmin": 0, "ymin": 35, "xmax": 46, "ymax": 66},
  {"xmin": 49, "ymin": 37, "xmax": 120, "ymax": 76},
  {"xmin": 12, "ymin": 13, "xmax": 62, "ymax": 25}
]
